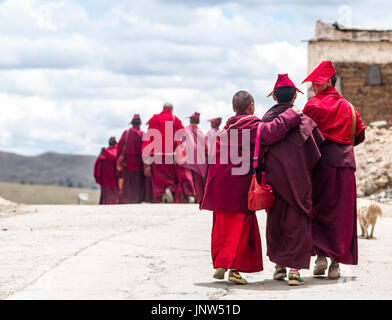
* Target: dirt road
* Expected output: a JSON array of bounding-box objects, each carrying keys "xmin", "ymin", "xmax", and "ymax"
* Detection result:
[{"xmin": 0, "ymin": 203, "xmax": 391, "ymax": 300}]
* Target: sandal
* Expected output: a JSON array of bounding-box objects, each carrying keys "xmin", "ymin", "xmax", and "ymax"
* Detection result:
[
  {"xmin": 328, "ymin": 262, "xmax": 340, "ymax": 280},
  {"xmin": 228, "ymin": 270, "xmax": 248, "ymax": 285},
  {"xmin": 288, "ymin": 272, "xmax": 305, "ymax": 286},
  {"xmin": 213, "ymin": 268, "xmax": 227, "ymax": 280},
  {"xmin": 313, "ymin": 256, "xmax": 328, "ymax": 276}
]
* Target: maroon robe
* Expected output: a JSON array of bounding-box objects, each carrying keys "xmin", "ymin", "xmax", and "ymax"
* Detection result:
[
  {"xmin": 261, "ymin": 103, "xmax": 324, "ymax": 269},
  {"xmin": 200, "ymin": 109, "xmax": 301, "ymax": 273},
  {"xmin": 179, "ymin": 124, "xmax": 208, "ymax": 203},
  {"xmin": 117, "ymin": 126, "xmax": 144, "ymax": 203},
  {"xmin": 142, "ymin": 109, "xmax": 194, "ymax": 202},
  {"xmin": 304, "ymin": 87, "xmax": 366, "ymax": 265},
  {"xmin": 94, "ymin": 145, "xmax": 120, "ymax": 205},
  {"xmin": 144, "ymin": 176, "xmax": 154, "ymax": 203}
]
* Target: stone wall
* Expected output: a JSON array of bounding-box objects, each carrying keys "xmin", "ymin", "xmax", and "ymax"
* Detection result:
[
  {"xmin": 308, "ymin": 41, "xmax": 392, "ymax": 75},
  {"xmin": 334, "ymin": 62, "xmax": 392, "ymax": 125}
]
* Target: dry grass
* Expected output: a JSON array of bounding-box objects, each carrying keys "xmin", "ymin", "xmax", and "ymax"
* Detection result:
[{"xmin": 0, "ymin": 181, "xmax": 100, "ymax": 205}]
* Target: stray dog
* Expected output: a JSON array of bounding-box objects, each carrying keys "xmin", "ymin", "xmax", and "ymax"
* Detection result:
[{"xmin": 357, "ymin": 199, "xmax": 383, "ymax": 239}]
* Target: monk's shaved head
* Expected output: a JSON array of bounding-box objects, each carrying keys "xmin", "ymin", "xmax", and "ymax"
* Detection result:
[
  {"xmin": 163, "ymin": 102, "xmax": 173, "ymax": 111},
  {"xmin": 232, "ymin": 91, "xmax": 254, "ymax": 112}
]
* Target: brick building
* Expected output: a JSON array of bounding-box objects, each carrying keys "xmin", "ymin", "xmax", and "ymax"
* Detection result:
[{"xmin": 307, "ymin": 20, "xmax": 392, "ymax": 126}]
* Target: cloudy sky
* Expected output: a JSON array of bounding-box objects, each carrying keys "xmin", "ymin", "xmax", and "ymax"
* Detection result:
[{"xmin": 0, "ymin": 0, "xmax": 390, "ymax": 156}]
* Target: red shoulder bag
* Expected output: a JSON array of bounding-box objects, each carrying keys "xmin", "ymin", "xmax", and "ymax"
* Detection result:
[{"xmin": 248, "ymin": 122, "xmax": 275, "ymax": 211}]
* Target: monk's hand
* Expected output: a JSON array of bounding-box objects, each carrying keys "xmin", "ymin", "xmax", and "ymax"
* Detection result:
[
  {"xmin": 291, "ymin": 106, "xmax": 303, "ymax": 115},
  {"xmin": 144, "ymin": 164, "xmax": 152, "ymax": 177}
]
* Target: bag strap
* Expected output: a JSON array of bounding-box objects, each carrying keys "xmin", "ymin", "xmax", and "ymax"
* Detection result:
[
  {"xmin": 252, "ymin": 122, "xmax": 263, "ymax": 170},
  {"xmin": 348, "ymin": 102, "xmax": 357, "ymax": 146}
]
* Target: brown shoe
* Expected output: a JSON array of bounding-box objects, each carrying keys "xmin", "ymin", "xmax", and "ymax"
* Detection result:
[
  {"xmin": 213, "ymin": 268, "xmax": 227, "ymax": 280},
  {"xmin": 328, "ymin": 262, "xmax": 340, "ymax": 280},
  {"xmin": 228, "ymin": 270, "xmax": 248, "ymax": 285},
  {"xmin": 313, "ymin": 256, "xmax": 328, "ymax": 276}
]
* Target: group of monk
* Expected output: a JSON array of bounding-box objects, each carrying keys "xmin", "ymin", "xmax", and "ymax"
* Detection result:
[
  {"xmin": 94, "ymin": 105, "xmax": 222, "ymax": 205},
  {"xmin": 94, "ymin": 60, "xmax": 365, "ymax": 287},
  {"xmin": 201, "ymin": 61, "xmax": 365, "ymax": 286}
]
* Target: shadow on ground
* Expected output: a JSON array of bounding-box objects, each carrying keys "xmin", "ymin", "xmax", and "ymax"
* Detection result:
[{"xmin": 195, "ymin": 276, "xmax": 357, "ymax": 292}]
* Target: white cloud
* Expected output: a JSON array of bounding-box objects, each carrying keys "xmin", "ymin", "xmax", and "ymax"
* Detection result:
[{"xmin": 0, "ymin": 0, "xmax": 390, "ymax": 156}]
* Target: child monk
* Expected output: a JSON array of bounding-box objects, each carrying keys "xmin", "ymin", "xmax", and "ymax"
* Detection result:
[
  {"xmin": 200, "ymin": 90, "xmax": 302, "ymax": 284},
  {"xmin": 262, "ymin": 74, "xmax": 324, "ymax": 285}
]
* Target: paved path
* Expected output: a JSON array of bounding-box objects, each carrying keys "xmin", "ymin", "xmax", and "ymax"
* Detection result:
[{"xmin": 0, "ymin": 204, "xmax": 391, "ymax": 300}]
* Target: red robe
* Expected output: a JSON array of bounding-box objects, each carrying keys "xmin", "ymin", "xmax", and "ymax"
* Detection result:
[
  {"xmin": 117, "ymin": 126, "xmax": 145, "ymax": 204},
  {"xmin": 303, "ymin": 86, "xmax": 366, "ymax": 265},
  {"xmin": 143, "ymin": 109, "xmax": 194, "ymax": 202},
  {"xmin": 262, "ymin": 103, "xmax": 324, "ymax": 269},
  {"xmin": 94, "ymin": 145, "xmax": 119, "ymax": 205},
  {"xmin": 179, "ymin": 125, "xmax": 208, "ymax": 203},
  {"xmin": 201, "ymin": 109, "xmax": 301, "ymax": 272},
  {"xmin": 206, "ymin": 127, "xmax": 220, "ymax": 164}
]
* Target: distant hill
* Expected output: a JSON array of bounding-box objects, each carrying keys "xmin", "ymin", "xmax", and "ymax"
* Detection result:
[
  {"xmin": 0, "ymin": 182, "xmax": 100, "ymax": 205},
  {"xmin": 0, "ymin": 150, "xmax": 98, "ymax": 189}
]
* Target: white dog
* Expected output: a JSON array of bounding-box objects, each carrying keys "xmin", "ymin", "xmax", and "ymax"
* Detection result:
[{"xmin": 357, "ymin": 199, "xmax": 383, "ymax": 239}]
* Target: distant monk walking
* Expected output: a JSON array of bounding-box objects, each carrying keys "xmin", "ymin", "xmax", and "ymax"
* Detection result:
[
  {"xmin": 302, "ymin": 61, "xmax": 366, "ymax": 279},
  {"xmin": 262, "ymin": 74, "xmax": 324, "ymax": 285},
  {"xmin": 143, "ymin": 103, "xmax": 195, "ymax": 203},
  {"xmin": 117, "ymin": 114, "xmax": 145, "ymax": 204},
  {"xmin": 206, "ymin": 117, "xmax": 222, "ymax": 161},
  {"xmin": 178, "ymin": 112, "xmax": 207, "ymax": 203},
  {"xmin": 94, "ymin": 137, "xmax": 120, "ymax": 205}
]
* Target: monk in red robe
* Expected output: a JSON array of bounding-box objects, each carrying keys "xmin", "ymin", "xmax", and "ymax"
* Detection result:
[
  {"xmin": 117, "ymin": 114, "xmax": 145, "ymax": 204},
  {"xmin": 302, "ymin": 61, "xmax": 366, "ymax": 279},
  {"xmin": 262, "ymin": 74, "xmax": 324, "ymax": 285},
  {"xmin": 94, "ymin": 137, "xmax": 120, "ymax": 205},
  {"xmin": 177, "ymin": 112, "xmax": 208, "ymax": 203},
  {"xmin": 206, "ymin": 117, "xmax": 222, "ymax": 164},
  {"xmin": 142, "ymin": 103, "xmax": 195, "ymax": 203},
  {"xmin": 200, "ymin": 90, "xmax": 302, "ymax": 284}
]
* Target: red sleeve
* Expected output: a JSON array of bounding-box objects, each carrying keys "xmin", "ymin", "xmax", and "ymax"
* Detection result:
[
  {"xmin": 354, "ymin": 107, "xmax": 366, "ymax": 137},
  {"xmin": 142, "ymin": 116, "xmax": 156, "ymax": 152},
  {"xmin": 260, "ymin": 108, "xmax": 301, "ymax": 146},
  {"xmin": 102, "ymin": 148, "xmax": 117, "ymax": 162},
  {"xmin": 303, "ymin": 102, "xmax": 324, "ymax": 125},
  {"xmin": 116, "ymin": 131, "xmax": 126, "ymax": 159}
]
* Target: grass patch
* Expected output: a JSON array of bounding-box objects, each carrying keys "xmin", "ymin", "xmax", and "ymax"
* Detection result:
[{"xmin": 0, "ymin": 181, "xmax": 100, "ymax": 205}]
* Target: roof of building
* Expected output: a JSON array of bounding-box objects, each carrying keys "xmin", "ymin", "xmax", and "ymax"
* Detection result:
[{"xmin": 309, "ymin": 20, "xmax": 392, "ymax": 43}]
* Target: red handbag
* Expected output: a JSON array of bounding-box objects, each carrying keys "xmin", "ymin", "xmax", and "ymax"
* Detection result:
[{"xmin": 248, "ymin": 122, "xmax": 275, "ymax": 211}]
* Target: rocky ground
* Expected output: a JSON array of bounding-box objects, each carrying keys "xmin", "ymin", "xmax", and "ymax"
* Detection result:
[
  {"xmin": 0, "ymin": 203, "xmax": 391, "ymax": 300},
  {"xmin": 356, "ymin": 125, "xmax": 392, "ymax": 203},
  {"xmin": 0, "ymin": 197, "xmax": 32, "ymax": 219}
]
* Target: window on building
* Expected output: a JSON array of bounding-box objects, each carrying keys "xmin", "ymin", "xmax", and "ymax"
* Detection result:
[{"xmin": 366, "ymin": 65, "xmax": 382, "ymax": 85}]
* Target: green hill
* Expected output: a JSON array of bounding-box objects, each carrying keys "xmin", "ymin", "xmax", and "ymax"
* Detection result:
[{"xmin": 0, "ymin": 150, "xmax": 98, "ymax": 189}]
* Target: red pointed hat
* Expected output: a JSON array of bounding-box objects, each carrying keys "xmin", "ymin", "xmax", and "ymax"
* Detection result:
[
  {"xmin": 208, "ymin": 117, "xmax": 222, "ymax": 124},
  {"xmin": 268, "ymin": 74, "xmax": 303, "ymax": 97},
  {"xmin": 302, "ymin": 61, "xmax": 336, "ymax": 84},
  {"xmin": 189, "ymin": 112, "xmax": 200, "ymax": 120}
]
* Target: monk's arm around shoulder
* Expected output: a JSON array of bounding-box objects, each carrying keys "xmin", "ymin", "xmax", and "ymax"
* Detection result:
[{"xmin": 259, "ymin": 107, "xmax": 302, "ymax": 146}]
